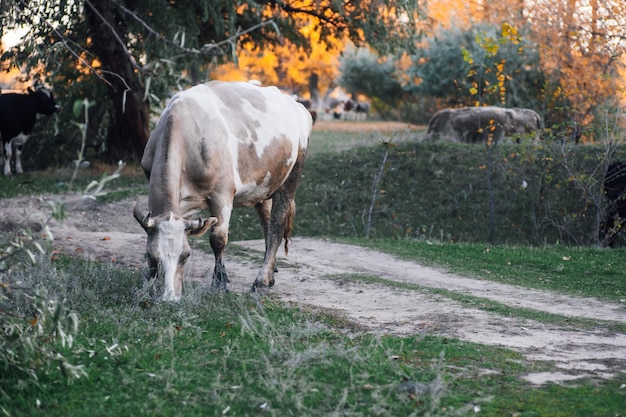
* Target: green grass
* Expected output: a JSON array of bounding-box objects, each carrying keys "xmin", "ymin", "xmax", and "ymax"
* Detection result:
[
  {"xmin": 2, "ymin": 257, "xmax": 625, "ymax": 417},
  {"xmin": 220, "ymin": 136, "xmax": 626, "ymax": 247},
  {"xmin": 308, "ymin": 123, "xmax": 420, "ymax": 155},
  {"xmin": 0, "ymin": 164, "xmax": 146, "ymax": 201},
  {"xmin": 348, "ymin": 238, "xmax": 626, "ymax": 302}
]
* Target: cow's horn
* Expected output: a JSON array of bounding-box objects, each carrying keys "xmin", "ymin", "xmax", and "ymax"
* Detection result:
[
  {"xmin": 143, "ymin": 212, "xmax": 154, "ymax": 228},
  {"xmin": 185, "ymin": 217, "xmax": 217, "ymax": 237},
  {"xmin": 185, "ymin": 219, "xmax": 203, "ymax": 230},
  {"xmin": 133, "ymin": 202, "xmax": 154, "ymax": 230}
]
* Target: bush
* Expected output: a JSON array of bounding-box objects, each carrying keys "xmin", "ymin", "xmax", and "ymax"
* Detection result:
[
  {"xmin": 228, "ymin": 138, "xmax": 626, "ymax": 246},
  {"xmin": 407, "ymin": 23, "xmax": 548, "ymax": 111},
  {"xmin": 0, "ymin": 254, "xmax": 86, "ymax": 399},
  {"xmin": 0, "ymin": 160, "xmax": 125, "ymax": 400}
]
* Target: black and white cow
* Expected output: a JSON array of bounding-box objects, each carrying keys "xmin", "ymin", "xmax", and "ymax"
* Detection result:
[{"xmin": 0, "ymin": 87, "xmax": 59, "ymax": 175}]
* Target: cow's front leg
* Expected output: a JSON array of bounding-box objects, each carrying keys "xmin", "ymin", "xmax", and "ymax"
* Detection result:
[
  {"xmin": 209, "ymin": 198, "xmax": 232, "ymax": 291},
  {"xmin": 209, "ymin": 228, "xmax": 230, "ymax": 290},
  {"xmin": 4, "ymin": 142, "xmax": 12, "ymax": 176},
  {"xmin": 210, "ymin": 243, "xmax": 229, "ymax": 291}
]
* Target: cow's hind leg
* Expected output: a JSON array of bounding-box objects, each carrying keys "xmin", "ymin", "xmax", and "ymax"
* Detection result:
[
  {"xmin": 15, "ymin": 144, "xmax": 24, "ymax": 174},
  {"xmin": 252, "ymin": 153, "xmax": 305, "ymax": 292},
  {"xmin": 255, "ymin": 200, "xmax": 271, "ymax": 243},
  {"xmin": 255, "ymin": 200, "xmax": 278, "ymax": 273}
]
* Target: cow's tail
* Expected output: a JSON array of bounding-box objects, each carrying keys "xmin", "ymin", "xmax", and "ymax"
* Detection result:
[{"xmin": 284, "ymin": 199, "xmax": 296, "ymax": 256}]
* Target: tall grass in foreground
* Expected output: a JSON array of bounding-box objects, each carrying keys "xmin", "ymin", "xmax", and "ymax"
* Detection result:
[{"xmin": 1, "ymin": 256, "xmax": 625, "ymax": 416}]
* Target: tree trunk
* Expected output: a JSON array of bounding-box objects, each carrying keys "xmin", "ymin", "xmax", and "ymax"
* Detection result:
[
  {"xmin": 85, "ymin": 0, "xmax": 150, "ymax": 162},
  {"xmin": 308, "ymin": 73, "xmax": 319, "ymax": 107}
]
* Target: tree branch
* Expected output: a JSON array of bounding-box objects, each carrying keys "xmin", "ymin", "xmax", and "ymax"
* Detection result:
[
  {"xmin": 12, "ymin": 0, "xmax": 125, "ymax": 90},
  {"xmin": 270, "ymin": 1, "xmax": 345, "ymax": 27},
  {"xmin": 110, "ymin": 0, "xmax": 278, "ymax": 58},
  {"xmin": 84, "ymin": 0, "xmax": 140, "ymax": 71}
]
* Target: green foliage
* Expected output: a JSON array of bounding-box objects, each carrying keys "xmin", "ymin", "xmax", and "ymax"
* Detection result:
[
  {"xmin": 0, "ymin": 282, "xmax": 85, "ymax": 398},
  {"xmin": 408, "ymin": 23, "xmax": 547, "ymax": 112},
  {"xmin": 2, "ymin": 0, "xmax": 423, "ymax": 165},
  {"xmin": 0, "ymin": 233, "xmax": 85, "ymax": 401},
  {"xmin": 0, "ymin": 148, "xmax": 135, "ymax": 402},
  {"xmin": 228, "ymin": 134, "xmax": 626, "ymax": 247}
]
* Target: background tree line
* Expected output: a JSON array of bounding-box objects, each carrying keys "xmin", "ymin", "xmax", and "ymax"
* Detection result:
[
  {"xmin": 1, "ymin": 0, "xmax": 625, "ymax": 169},
  {"xmin": 0, "ymin": 0, "xmax": 420, "ymax": 167}
]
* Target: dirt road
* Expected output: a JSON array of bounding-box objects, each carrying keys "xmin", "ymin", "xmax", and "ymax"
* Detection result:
[{"xmin": 2, "ymin": 193, "xmax": 625, "ymax": 386}]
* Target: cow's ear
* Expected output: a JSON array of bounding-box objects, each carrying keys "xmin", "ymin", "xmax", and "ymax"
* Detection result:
[
  {"xmin": 133, "ymin": 202, "xmax": 154, "ymax": 232},
  {"xmin": 185, "ymin": 217, "xmax": 217, "ymax": 237}
]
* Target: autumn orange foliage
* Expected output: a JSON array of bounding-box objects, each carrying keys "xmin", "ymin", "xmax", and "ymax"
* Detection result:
[
  {"xmin": 213, "ymin": 0, "xmax": 625, "ymax": 135},
  {"xmin": 428, "ymin": 0, "xmax": 626, "ymax": 138},
  {"xmin": 212, "ymin": 16, "xmax": 343, "ymax": 98},
  {"xmin": 527, "ymin": 1, "xmax": 626, "ymax": 133}
]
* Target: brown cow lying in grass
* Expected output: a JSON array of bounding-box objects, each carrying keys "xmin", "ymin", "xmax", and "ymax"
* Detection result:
[{"xmin": 425, "ymin": 106, "xmax": 542, "ymax": 143}]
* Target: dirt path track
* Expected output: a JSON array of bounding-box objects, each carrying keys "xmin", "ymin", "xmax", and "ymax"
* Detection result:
[{"xmin": 2, "ymin": 194, "xmax": 625, "ymax": 385}]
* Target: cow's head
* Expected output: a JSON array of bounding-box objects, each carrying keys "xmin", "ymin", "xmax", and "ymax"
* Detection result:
[
  {"xmin": 29, "ymin": 87, "xmax": 60, "ymax": 115},
  {"xmin": 133, "ymin": 204, "xmax": 217, "ymax": 301}
]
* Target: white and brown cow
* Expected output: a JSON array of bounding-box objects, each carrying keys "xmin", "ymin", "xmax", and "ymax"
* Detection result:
[
  {"xmin": 425, "ymin": 106, "xmax": 542, "ymax": 143},
  {"xmin": 133, "ymin": 81, "xmax": 312, "ymax": 301}
]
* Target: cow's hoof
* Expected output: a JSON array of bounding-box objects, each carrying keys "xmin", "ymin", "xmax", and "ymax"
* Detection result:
[
  {"xmin": 211, "ymin": 267, "xmax": 230, "ymax": 292},
  {"xmin": 251, "ymin": 281, "xmax": 270, "ymax": 294},
  {"xmin": 210, "ymin": 282, "xmax": 229, "ymax": 292}
]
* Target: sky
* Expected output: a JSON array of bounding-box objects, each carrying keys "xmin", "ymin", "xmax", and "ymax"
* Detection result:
[
  {"xmin": 0, "ymin": 27, "xmax": 30, "ymax": 90},
  {"xmin": 2, "ymin": 26, "xmax": 28, "ymax": 49}
]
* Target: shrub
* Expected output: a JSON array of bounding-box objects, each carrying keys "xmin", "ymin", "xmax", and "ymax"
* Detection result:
[{"xmin": 0, "ymin": 250, "xmax": 86, "ymax": 400}]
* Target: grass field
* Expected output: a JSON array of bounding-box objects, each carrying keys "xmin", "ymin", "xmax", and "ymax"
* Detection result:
[
  {"xmin": 2, "ymin": 256, "xmax": 625, "ymax": 417},
  {"xmin": 1, "ymin": 122, "xmax": 625, "ymax": 416}
]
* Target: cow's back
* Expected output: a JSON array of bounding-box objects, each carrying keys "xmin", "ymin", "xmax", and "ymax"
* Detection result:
[
  {"xmin": 141, "ymin": 82, "xmax": 313, "ymax": 213},
  {"xmin": 0, "ymin": 94, "xmax": 36, "ymax": 139}
]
